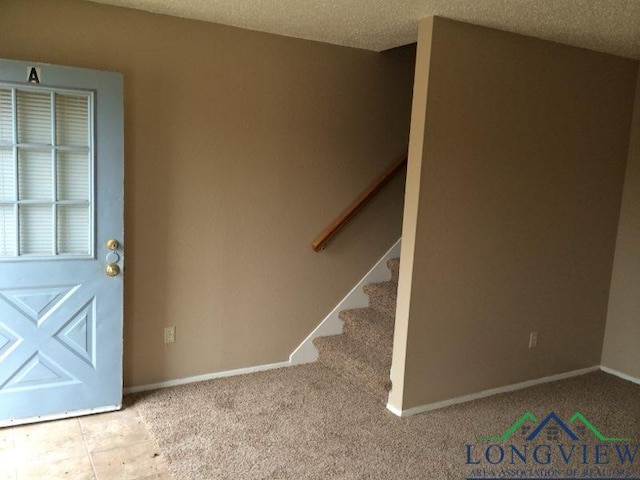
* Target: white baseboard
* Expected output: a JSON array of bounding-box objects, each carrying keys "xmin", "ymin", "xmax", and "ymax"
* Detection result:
[
  {"xmin": 386, "ymin": 403, "xmax": 403, "ymax": 417},
  {"xmin": 600, "ymin": 365, "xmax": 640, "ymax": 385},
  {"xmin": 123, "ymin": 361, "xmax": 290, "ymax": 395},
  {"xmin": 386, "ymin": 366, "xmax": 600, "ymax": 417},
  {"xmin": 123, "ymin": 364, "xmax": 639, "ymax": 411},
  {"xmin": 289, "ymin": 238, "xmax": 402, "ymax": 365}
]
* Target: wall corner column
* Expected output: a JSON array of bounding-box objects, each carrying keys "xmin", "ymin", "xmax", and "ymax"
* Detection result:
[{"xmin": 387, "ymin": 16, "xmax": 435, "ymax": 414}]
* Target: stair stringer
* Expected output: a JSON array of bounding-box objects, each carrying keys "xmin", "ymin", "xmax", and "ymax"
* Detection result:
[{"xmin": 289, "ymin": 238, "xmax": 401, "ymax": 365}]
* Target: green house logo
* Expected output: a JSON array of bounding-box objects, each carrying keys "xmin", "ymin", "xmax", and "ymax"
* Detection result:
[{"xmin": 476, "ymin": 412, "xmax": 631, "ymax": 442}]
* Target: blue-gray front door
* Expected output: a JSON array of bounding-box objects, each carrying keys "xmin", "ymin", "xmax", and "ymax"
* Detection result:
[{"xmin": 0, "ymin": 59, "xmax": 124, "ymax": 425}]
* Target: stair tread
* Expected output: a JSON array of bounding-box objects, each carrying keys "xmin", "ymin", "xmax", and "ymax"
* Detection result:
[
  {"xmin": 363, "ymin": 280, "xmax": 397, "ymax": 291},
  {"xmin": 339, "ymin": 307, "xmax": 394, "ymax": 353},
  {"xmin": 314, "ymin": 334, "xmax": 390, "ymax": 402},
  {"xmin": 314, "ymin": 334, "xmax": 391, "ymax": 368},
  {"xmin": 387, "ymin": 258, "xmax": 400, "ymax": 269},
  {"xmin": 363, "ymin": 281, "xmax": 398, "ymax": 317},
  {"xmin": 339, "ymin": 307, "xmax": 394, "ymax": 327}
]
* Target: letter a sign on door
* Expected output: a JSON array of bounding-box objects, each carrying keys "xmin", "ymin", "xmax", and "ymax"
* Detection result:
[{"xmin": 27, "ymin": 66, "xmax": 41, "ymax": 84}]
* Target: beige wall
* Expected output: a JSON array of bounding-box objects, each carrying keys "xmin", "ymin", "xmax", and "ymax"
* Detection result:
[
  {"xmin": 602, "ymin": 70, "xmax": 640, "ymax": 379},
  {"xmin": 391, "ymin": 17, "xmax": 638, "ymax": 410},
  {"xmin": 0, "ymin": 0, "xmax": 415, "ymax": 387}
]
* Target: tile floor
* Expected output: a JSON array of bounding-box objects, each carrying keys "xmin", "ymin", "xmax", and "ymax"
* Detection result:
[{"xmin": 0, "ymin": 405, "xmax": 171, "ymax": 479}]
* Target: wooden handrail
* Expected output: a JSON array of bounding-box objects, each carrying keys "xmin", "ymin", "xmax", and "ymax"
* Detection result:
[{"xmin": 312, "ymin": 154, "xmax": 408, "ymax": 252}]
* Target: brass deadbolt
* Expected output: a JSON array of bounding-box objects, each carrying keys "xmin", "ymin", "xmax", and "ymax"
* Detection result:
[{"xmin": 106, "ymin": 239, "xmax": 120, "ymax": 250}]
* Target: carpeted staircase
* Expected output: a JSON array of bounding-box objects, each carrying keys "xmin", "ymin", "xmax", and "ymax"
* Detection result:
[{"xmin": 313, "ymin": 258, "xmax": 399, "ymax": 403}]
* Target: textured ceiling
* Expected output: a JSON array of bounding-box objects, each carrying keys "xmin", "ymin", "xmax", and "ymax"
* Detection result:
[{"xmin": 85, "ymin": 0, "xmax": 640, "ymax": 59}]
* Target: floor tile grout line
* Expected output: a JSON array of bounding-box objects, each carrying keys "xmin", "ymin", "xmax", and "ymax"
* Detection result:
[{"xmin": 79, "ymin": 418, "xmax": 100, "ymax": 480}]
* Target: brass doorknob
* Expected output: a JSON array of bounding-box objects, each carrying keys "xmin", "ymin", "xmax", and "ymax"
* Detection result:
[{"xmin": 106, "ymin": 263, "xmax": 120, "ymax": 277}]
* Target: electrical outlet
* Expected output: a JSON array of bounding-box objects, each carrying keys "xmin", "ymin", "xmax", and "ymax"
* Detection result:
[
  {"xmin": 529, "ymin": 331, "xmax": 539, "ymax": 349},
  {"xmin": 164, "ymin": 326, "xmax": 176, "ymax": 344}
]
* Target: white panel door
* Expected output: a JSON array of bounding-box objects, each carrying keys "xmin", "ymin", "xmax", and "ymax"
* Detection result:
[{"xmin": 0, "ymin": 59, "xmax": 124, "ymax": 425}]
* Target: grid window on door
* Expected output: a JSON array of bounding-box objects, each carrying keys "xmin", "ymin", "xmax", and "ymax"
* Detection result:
[{"xmin": 0, "ymin": 85, "xmax": 93, "ymax": 258}]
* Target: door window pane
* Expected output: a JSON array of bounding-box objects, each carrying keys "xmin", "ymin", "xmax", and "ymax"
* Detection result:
[
  {"xmin": 17, "ymin": 91, "xmax": 51, "ymax": 144},
  {"xmin": 0, "ymin": 88, "xmax": 12, "ymax": 143},
  {"xmin": 19, "ymin": 205, "xmax": 53, "ymax": 255},
  {"xmin": 56, "ymin": 94, "xmax": 89, "ymax": 147},
  {"xmin": 57, "ymin": 151, "xmax": 89, "ymax": 201},
  {"xmin": 18, "ymin": 149, "xmax": 52, "ymax": 200},
  {"xmin": 0, "ymin": 206, "xmax": 16, "ymax": 256},
  {"xmin": 0, "ymin": 148, "xmax": 14, "ymax": 201},
  {"xmin": 57, "ymin": 205, "xmax": 89, "ymax": 255}
]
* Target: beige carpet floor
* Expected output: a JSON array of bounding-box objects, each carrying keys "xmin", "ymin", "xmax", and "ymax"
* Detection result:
[{"xmin": 132, "ymin": 365, "xmax": 640, "ymax": 479}]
